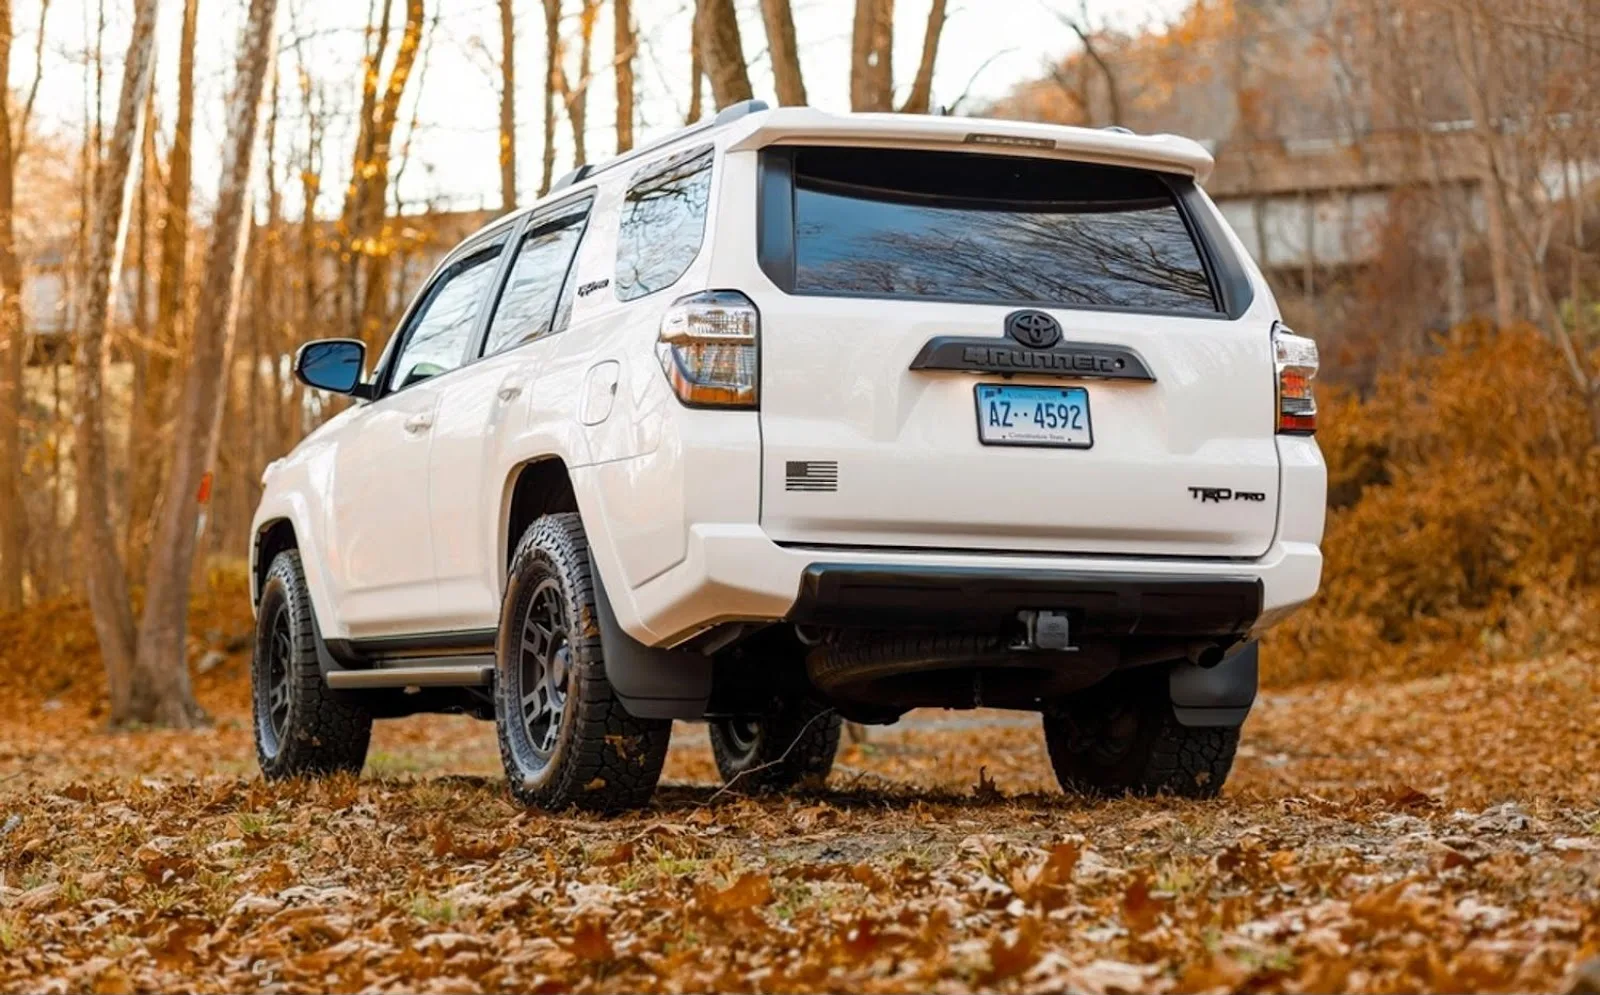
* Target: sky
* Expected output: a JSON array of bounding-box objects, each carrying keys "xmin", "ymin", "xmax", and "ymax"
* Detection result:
[{"xmin": 10, "ymin": 0, "xmax": 1192, "ymax": 219}]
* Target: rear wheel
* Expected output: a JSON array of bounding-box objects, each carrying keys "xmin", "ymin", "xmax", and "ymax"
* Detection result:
[
  {"xmin": 708, "ymin": 696, "xmax": 841, "ymax": 792},
  {"xmin": 252, "ymin": 551, "xmax": 372, "ymax": 779},
  {"xmin": 1043, "ymin": 671, "xmax": 1238, "ymax": 799},
  {"xmin": 495, "ymin": 513, "xmax": 671, "ymax": 812}
]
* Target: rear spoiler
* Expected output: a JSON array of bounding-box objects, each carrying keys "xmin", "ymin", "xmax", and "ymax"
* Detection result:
[{"xmin": 722, "ymin": 107, "xmax": 1215, "ymax": 184}]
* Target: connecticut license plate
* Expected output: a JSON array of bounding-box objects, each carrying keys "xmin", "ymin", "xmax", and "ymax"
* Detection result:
[{"xmin": 975, "ymin": 384, "xmax": 1093, "ymax": 448}]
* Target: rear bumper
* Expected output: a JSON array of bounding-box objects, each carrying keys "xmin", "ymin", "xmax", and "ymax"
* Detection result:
[
  {"xmin": 789, "ymin": 564, "xmax": 1262, "ymax": 636},
  {"xmin": 599, "ymin": 523, "xmax": 1321, "ymax": 646}
]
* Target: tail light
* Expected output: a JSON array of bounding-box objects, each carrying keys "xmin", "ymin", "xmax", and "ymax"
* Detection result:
[
  {"xmin": 1273, "ymin": 323, "xmax": 1318, "ymax": 435},
  {"xmin": 657, "ymin": 290, "xmax": 759, "ymax": 409}
]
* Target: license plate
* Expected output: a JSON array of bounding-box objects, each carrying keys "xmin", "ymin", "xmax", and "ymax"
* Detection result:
[{"xmin": 975, "ymin": 384, "xmax": 1093, "ymax": 448}]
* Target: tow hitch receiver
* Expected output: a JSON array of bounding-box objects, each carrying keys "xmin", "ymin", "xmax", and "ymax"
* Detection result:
[{"xmin": 1019, "ymin": 610, "xmax": 1077, "ymax": 651}]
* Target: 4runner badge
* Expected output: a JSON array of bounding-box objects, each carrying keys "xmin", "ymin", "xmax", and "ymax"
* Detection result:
[{"xmin": 1189, "ymin": 486, "xmax": 1267, "ymax": 503}]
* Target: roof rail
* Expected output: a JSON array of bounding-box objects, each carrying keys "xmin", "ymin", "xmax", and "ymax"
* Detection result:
[
  {"xmin": 544, "ymin": 99, "xmax": 773, "ymax": 195},
  {"xmin": 1100, "ymin": 125, "xmax": 1135, "ymax": 135},
  {"xmin": 549, "ymin": 164, "xmax": 592, "ymax": 192}
]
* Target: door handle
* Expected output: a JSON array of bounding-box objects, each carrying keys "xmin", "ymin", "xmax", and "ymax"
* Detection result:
[
  {"xmin": 497, "ymin": 383, "xmax": 524, "ymax": 402},
  {"xmin": 403, "ymin": 413, "xmax": 433, "ymax": 433}
]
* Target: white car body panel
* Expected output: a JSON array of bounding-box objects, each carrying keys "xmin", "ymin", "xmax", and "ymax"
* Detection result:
[{"xmin": 252, "ymin": 106, "xmax": 1325, "ymax": 651}]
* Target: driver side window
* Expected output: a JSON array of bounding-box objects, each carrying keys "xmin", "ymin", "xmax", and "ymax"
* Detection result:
[{"xmin": 387, "ymin": 246, "xmax": 502, "ymax": 392}]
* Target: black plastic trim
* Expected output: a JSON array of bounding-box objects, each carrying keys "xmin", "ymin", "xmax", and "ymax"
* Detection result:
[
  {"xmin": 788, "ymin": 564, "xmax": 1262, "ymax": 635},
  {"xmin": 1172, "ymin": 178, "xmax": 1255, "ymax": 319},
  {"xmin": 326, "ymin": 628, "xmax": 498, "ymax": 667},
  {"xmin": 1170, "ymin": 640, "xmax": 1258, "ymax": 727},
  {"xmin": 593, "ymin": 571, "xmax": 712, "ymax": 720},
  {"xmin": 910, "ymin": 336, "xmax": 1156, "ymax": 381}
]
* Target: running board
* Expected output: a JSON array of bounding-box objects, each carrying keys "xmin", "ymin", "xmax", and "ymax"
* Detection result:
[{"xmin": 325, "ymin": 664, "xmax": 494, "ymax": 690}]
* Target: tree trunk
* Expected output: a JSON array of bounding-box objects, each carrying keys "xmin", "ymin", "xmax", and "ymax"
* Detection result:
[
  {"xmin": 614, "ymin": 0, "xmax": 635, "ymax": 152},
  {"xmin": 539, "ymin": 0, "xmax": 563, "ymax": 195},
  {"xmin": 567, "ymin": 0, "xmax": 599, "ymax": 166},
  {"xmin": 759, "ymin": 0, "xmax": 806, "ymax": 106},
  {"xmin": 133, "ymin": 0, "xmax": 279, "ymax": 729},
  {"xmin": 76, "ymin": 0, "xmax": 160, "ymax": 721},
  {"xmin": 0, "ymin": 0, "xmax": 25, "ymax": 612},
  {"xmin": 350, "ymin": 0, "xmax": 425, "ymax": 347},
  {"xmin": 130, "ymin": 0, "xmax": 199, "ymax": 565},
  {"xmin": 850, "ymin": 0, "xmax": 893, "ymax": 111},
  {"xmin": 899, "ymin": 0, "xmax": 944, "ymax": 113},
  {"xmin": 687, "ymin": 15, "xmax": 704, "ymax": 123},
  {"xmin": 499, "ymin": 0, "xmax": 517, "ymax": 211},
  {"xmin": 696, "ymin": 0, "xmax": 752, "ymax": 110}
]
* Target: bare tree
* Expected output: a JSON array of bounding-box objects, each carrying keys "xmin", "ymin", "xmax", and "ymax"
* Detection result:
[
  {"xmin": 74, "ymin": 0, "xmax": 160, "ymax": 720},
  {"xmin": 0, "ymin": 0, "xmax": 23, "ymax": 612},
  {"xmin": 131, "ymin": 0, "xmax": 280, "ymax": 727},
  {"xmin": 759, "ymin": 0, "xmax": 806, "ymax": 106},
  {"xmin": 1055, "ymin": 2, "xmax": 1122, "ymax": 126},
  {"xmin": 564, "ymin": 0, "xmax": 600, "ymax": 165},
  {"xmin": 850, "ymin": 0, "xmax": 893, "ymax": 111},
  {"xmin": 343, "ymin": 0, "xmax": 424, "ymax": 345},
  {"xmin": 687, "ymin": 16, "xmax": 704, "ymax": 123},
  {"xmin": 696, "ymin": 0, "xmax": 753, "ymax": 109},
  {"xmin": 614, "ymin": 0, "xmax": 635, "ymax": 151},
  {"xmin": 900, "ymin": 0, "xmax": 946, "ymax": 114},
  {"xmin": 540, "ymin": 0, "xmax": 565, "ymax": 195},
  {"xmin": 129, "ymin": 0, "xmax": 199, "ymax": 566},
  {"xmin": 499, "ymin": 0, "xmax": 517, "ymax": 210}
]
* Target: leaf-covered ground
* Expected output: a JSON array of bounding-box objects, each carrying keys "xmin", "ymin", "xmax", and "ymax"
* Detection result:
[{"xmin": 2, "ymin": 645, "xmax": 1598, "ymax": 993}]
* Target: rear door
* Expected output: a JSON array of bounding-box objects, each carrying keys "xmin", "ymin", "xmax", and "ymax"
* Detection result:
[{"xmin": 753, "ymin": 145, "xmax": 1278, "ymax": 558}]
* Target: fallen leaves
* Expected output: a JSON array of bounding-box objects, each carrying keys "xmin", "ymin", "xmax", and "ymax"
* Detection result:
[{"xmin": 0, "ymin": 614, "xmax": 1597, "ymax": 992}]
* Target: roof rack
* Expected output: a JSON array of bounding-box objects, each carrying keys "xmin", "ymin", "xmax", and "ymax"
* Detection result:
[{"xmin": 549, "ymin": 99, "xmax": 771, "ymax": 192}]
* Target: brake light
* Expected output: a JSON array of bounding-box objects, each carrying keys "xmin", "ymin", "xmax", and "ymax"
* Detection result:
[
  {"xmin": 1273, "ymin": 323, "xmax": 1318, "ymax": 435},
  {"xmin": 657, "ymin": 290, "xmax": 759, "ymax": 409}
]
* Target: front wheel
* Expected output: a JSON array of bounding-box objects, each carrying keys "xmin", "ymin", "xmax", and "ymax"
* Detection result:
[
  {"xmin": 1043, "ymin": 673, "xmax": 1238, "ymax": 799},
  {"xmin": 252, "ymin": 550, "xmax": 372, "ymax": 779},
  {"xmin": 494, "ymin": 513, "xmax": 671, "ymax": 812}
]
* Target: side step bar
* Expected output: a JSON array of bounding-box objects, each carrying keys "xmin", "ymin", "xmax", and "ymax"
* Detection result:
[{"xmin": 325, "ymin": 663, "xmax": 493, "ymax": 690}]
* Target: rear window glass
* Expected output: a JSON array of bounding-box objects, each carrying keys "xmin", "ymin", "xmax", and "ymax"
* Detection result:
[
  {"xmin": 785, "ymin": 146, "xmax": 1218, "ymax": 313},
  {"xmin": 615, "ymin": 145, "xmax": 713, "ymax": 301}
]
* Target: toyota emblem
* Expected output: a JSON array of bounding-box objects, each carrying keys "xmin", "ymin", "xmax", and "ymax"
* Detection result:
[{"xmin": 1005, "ymin": 310, "xmax": 1062, "ymax": 349}]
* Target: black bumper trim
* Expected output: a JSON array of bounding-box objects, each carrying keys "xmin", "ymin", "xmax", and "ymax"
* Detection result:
[{"xmin": 787, "ymin": 563, "xmax": 1263, "ymax": 636}]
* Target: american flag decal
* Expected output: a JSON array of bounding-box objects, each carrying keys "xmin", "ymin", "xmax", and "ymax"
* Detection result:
[{"xmin": 785, "ymin": 460, "xmax": 839, "ymax": 493}]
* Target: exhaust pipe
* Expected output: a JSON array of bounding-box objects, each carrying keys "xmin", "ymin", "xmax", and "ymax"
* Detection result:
[{"xmin": 1186, "ymin": 642, "xmax": 1226, "ymax": 669}]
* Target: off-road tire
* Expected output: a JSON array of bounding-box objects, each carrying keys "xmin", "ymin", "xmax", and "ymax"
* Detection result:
[
  {"xmin": 495, "ymin": 512, "xmax": 671, "ymax": 812},
  {"xmin": 1043, "ymin": 673, "xmax": 1238, "ymax": 799},
  {"xmin": 708, "ymin": 696, "xmax": 841, "ymax": 792},
  {"xmin": 253, "ymin": 550, "xmax": 372, "ymax": 779}
]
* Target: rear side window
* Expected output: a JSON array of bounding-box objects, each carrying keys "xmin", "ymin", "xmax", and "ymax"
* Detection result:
[
  {"xmin": 615, "ymin": 145, "xmax": 713, "ymax": 301},
  {"xmin": 771, "ymin": 146, "xmax": 1218, "ymax": 314},
  {"xmin": 482, "ymin": 200, "xmax": 592, "ymax": 356}
]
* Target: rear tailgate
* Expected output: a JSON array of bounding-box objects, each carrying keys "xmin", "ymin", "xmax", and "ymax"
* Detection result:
[{"xmin": 750, "ymin": 142, "xmax": 1279, "ymax": 558}]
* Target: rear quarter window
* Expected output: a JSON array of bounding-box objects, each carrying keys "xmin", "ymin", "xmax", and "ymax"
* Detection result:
[
  {"xmin": 614, "ymin": 144, "xmax": 714, "ymax": 302},
  {"xmin": 772, "ymin": 146, "xmax": 1220, "ymax": 314}
]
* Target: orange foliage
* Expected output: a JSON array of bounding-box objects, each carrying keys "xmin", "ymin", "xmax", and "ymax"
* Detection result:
[{"xmin": 1264, "ymin": 325, "xmax": 1600, "ymax": 685}]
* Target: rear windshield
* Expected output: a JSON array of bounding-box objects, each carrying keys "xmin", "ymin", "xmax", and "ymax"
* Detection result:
[{"xmin": 779, "ymin": 146, "xmax": 1218, "ymax": 314}]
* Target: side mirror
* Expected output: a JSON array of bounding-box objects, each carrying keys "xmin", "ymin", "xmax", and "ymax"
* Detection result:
[{"xmin": 294, "ymin": 339, "xmax": 371, "ymax": 397}]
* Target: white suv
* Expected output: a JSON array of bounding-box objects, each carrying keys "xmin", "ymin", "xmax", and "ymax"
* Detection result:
[{"xmin": 250, "ymin": 102, "xmax": 1325, "ymax": 810}]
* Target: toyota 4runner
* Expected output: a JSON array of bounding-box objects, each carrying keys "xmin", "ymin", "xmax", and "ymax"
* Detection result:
[{"xmin": 250, "ymin": 102, "xmax": 1326, "ymax": 810}]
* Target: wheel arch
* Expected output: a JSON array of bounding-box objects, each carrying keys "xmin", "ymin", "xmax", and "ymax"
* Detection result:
[{"xmin": 249, "ymin": 497, "xmax": 339, "ymax": 637}]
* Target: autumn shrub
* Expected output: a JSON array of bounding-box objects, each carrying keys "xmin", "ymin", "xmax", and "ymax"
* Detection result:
[{"xmin": 1262, "ymin": 324, "xmax": 1600, "ymax": 685}]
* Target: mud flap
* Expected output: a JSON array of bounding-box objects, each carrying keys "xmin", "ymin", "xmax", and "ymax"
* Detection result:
[
  {"xmin": 593, "ymin": 572, "xmax": 712, "ymax": 720},
  {"xmin": 1169, "ymin": 640, "xmax": 1258, "ymax": 728}
]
